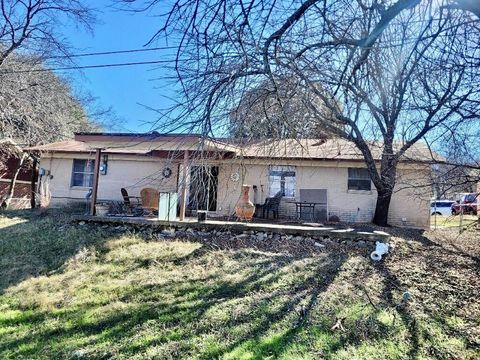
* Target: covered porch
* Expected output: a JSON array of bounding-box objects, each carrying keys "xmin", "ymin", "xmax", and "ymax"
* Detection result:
[{"xmin": 87, "ymin": 145, "xmax": 234, "ymax": 221}]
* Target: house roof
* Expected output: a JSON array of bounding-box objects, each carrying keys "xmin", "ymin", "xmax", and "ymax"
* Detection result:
[
  {"xmin": 24, "ymin": 140, "xmax": 153, "ymax": 155},
  {"xmin": 24, "ymin": 134, "xmax": 239, "ymax": 156},
  {"xmin": 74, "ymin": 132, "xmax": 202, "ymax": 142},
  {"xmin": 233, "ymin": 138, "xmax": 439, "ymax": 162},
  {"xmin": 24, "ymin": 133, "xmax": 440, "ymax": 163}
]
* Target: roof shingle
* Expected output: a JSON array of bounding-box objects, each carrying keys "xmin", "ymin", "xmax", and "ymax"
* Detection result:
[{"xmin": 24, "ymin": 135, "xmax": 439, "ymax": 163}]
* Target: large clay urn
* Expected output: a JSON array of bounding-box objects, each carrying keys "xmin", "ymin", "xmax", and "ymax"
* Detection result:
[{"xmin": 235, "ymin": 185, "xmax": 255, "ymax": 221}]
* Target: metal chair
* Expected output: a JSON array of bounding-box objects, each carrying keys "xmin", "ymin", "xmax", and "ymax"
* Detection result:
[{"xmin": 121, "ymin": 188, "xmax": 142, "ymax": 215}]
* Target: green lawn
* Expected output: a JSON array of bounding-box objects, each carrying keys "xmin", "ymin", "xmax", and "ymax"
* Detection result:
[
  {"xmin": 430, "ymin": 214, "xmax": 478, "ymax": 229},
  {"xmin": 0, "ymin": 210, "xmax": 478, "ymax": 359}
]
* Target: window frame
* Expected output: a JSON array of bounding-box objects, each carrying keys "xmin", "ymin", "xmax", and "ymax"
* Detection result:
[
  {"xmin": 268, "ymin": 165, "xmax": 296, "ymax": 198},
  {"xmin": 432, "ymin": 201, "xmax": 454, "ymax": 208},
  {"xmin": 347, "ymin": 168, "xmax": 372, "ymax": 192},
  {"xmin": 71, "ymin": 159, "xmax": 95, "ymax": 188}
]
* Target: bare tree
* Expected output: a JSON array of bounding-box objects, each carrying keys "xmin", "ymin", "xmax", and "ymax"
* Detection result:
[
  {"xmin": 431, "ymin": 123, "xmax": 480, "ymax": 200},
  {"xmin": 0, "ymin": 0, "xmax": 95, "ymax": 66},
  {"xmin": 0, "ymin": 55, "xmax": 99, "ymax": 143},
  {"xmin": 0, "ymin": 0, "xmax": 98, "ymax": 209},
  {"xmin": 0, "ymin": 55, "xmax": 99, "ymax": 208},
  {"xmin": 122, "ymin": 0, "xmax": 480, "ymax": 226},
  {"xmin": 230, "ymin": 76, "xmax": 337, "ymax": 139}
]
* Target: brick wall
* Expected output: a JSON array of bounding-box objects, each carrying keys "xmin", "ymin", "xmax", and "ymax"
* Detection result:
[
  {"xmin": 0, "ymin": 157, "xmax": 32, "ymax": 181},
  {"xmin": 0, "ymin": 180, "xmax": 31, "ymax": 209}
]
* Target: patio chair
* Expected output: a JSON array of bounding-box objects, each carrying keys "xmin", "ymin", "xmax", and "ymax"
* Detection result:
[
  {"xmin": 262, "ymin": 191, "xmax": 283, "ymax": 219},
  {"xmin": 140, "ymin": 188, "xmax": 160, "ymax": 216},
  {"xmin": 121, "ymin": 188, "xmax": 142, "ymax": 215}
]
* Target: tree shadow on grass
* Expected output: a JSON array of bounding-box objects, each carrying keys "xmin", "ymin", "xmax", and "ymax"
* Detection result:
[
  {"xmin": 0, "ymin": 208, "xmax": 35, "ymax": 221},
  {"xmin": 3, "ymin": 247, "xmax": 400, "ymax": 359},
  {"xmin": 5, "ymin": 217, "xmax": 473, "ymax": 359},
  {"xmin": 391, "ymin": 227, "xmax": 480, "ymax": 268},
  {"xmin": 0, "ymin": 210, "xmax": 117, "ymax": 294},
  {"xmin": 375, "ymin": 261, "xmax": 420, "ymax": 360},
  {"xmin": 0, "ymin": 240, "xmax": 352, "ymax": 359},
  {"xmin": 374, "ymin": 227, "xmax": 480, "ymax": 360},
  {"xmin": 1, "ymin": 225, "xmax": 424, "ymax": 360}
]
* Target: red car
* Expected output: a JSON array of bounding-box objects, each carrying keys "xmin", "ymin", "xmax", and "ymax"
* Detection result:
[{"xmin": 451, "ymin": 193, "xmax": 478, "ymax": 215}]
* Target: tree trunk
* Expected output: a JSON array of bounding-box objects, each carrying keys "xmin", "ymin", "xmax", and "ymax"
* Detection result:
[
  {"xmin": 3, "ymin": 154, "xmax": 27, "ymax": 209},
  {"xmin": 371, "ymin": 138, "xmax": 397, "ymax": 227},
  {"xmin": 372, "ymin": 189, "xmax": 393, "ymax": 226}
]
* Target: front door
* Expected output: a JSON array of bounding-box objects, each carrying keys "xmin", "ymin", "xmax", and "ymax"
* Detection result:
[{"xmin": 188, "ymin": 166, "xmax": 218, "ymax": 212}]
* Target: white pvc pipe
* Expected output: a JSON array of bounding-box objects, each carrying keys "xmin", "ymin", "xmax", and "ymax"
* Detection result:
[{"xmin": 370, "ymin": 241, "xmax": 389, "ymax": 261}]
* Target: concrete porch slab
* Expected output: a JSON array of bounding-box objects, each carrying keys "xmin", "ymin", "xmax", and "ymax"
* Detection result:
[{"xmin": 73, "ymin": 215, "xmax": 390, "ymax": 242}]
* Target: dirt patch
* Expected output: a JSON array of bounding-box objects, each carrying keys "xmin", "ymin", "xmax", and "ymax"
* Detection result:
[{"xmin": 378, "ymin": 228, "xmax": 480, "ymax": 350}]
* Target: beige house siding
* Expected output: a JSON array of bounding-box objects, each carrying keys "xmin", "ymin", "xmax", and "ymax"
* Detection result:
[
  {"xmin": 388, "ymin": 166, "xmax": 431, "ymax": 228},
  {"xmin": 41, "ymin": 154, "xmax": 178, "ymax": 205},
  {"xmin": 216, "ymin": 160, "xmax": 430, "ymax": 228},
  {"xmin": 39, "ymin": 154, "xmax": 431, "ymax": 228}
]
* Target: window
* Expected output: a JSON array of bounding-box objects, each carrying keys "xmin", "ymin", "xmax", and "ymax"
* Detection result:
[
  {"xmin": 71, "ymin": 159, "xmax": 95, "ymax": 187},
  {"xmin": 269, "ymin": 166, "xmax": 296, "ymax": 197},
  {"xmin": 348, "ymin": 168, "xmax": 371, "ymax": 191},
  {"xmin": 432, "ymin": 201, "xmax": 453, "ymax": 208}
]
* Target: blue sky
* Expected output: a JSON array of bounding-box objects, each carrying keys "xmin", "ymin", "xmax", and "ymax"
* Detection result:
[{"xmin": 60, "ymin": 1, "xmax": 177, "ymax": 132}]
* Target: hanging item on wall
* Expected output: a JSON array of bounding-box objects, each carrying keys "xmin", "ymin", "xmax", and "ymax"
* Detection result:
[
  {"xmin": 230, "ymin": 172, "xmax": 240, "ymax": 182},
  {"xmin": 162, "ymin": 167, "xmax": 172, "ymax": 178},
  {"xmin": 100, "ymin": 155, "xmax": 108, "ymax": 175}
]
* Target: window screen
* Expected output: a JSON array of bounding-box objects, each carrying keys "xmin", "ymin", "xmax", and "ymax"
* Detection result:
[
  {"xmin": 348, "ymin": 168, "xmax": 371, "ymax": 191},
  {"xmin": 71, "ymin": 159, "xmax": 95, "ymax": 187},
  {"xmin": 269, "ymin": 166, "xmax": 296, "ymax": 197}
]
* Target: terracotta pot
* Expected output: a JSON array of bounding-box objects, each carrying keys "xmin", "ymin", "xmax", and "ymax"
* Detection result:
[{"xmin": 235, "ymin": 185, "xmax": 255, "ymax": 221}]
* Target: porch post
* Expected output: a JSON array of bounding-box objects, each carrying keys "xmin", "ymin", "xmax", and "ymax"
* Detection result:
[
  {"xmin": 477, "ymin": 181, "xmax": 480, "ymax": 229},
  {"xmin": 179, "ymin": 150, "xmax": 189, "ymax": 221},
  {"xmin": 30, "ymin": 156, "xmax": 38, "ymax": 209},
  {"xmin": 90, "ymin": 148, "xmax": 102, "ymax": 216}
]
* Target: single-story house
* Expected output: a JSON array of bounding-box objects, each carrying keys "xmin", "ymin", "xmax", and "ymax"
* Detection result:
[{"xmin": 27, "ymin": 132, "xmax": 433, "ymax": 228}]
